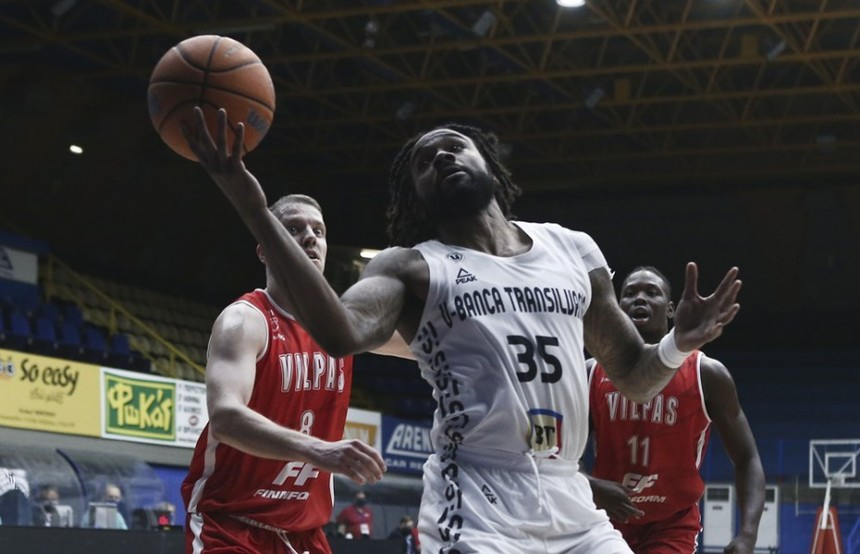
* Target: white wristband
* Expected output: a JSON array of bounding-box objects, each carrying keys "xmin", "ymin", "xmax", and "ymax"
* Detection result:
[{"xmin": 657, "ymin": 330, "xmax": 692, "ymax": 368}]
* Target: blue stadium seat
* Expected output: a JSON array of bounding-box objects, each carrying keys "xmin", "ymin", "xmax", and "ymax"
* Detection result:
[
  {"xmin": 111, "ymin": 332, "xmax": 131, "ymax": 357},
  {"xmin": 57, "ymin": 319, "xmax": 84, "ymax": 358},
  {"xmin": 8, "ymin": 310, "xmax": 33, "ymax": 351},
  {"xmin": 83, "ymin": 325, "xmax": 109, "ymax": 363},
  {"xmin": 35, "ymin": 301, "xmax": 61, "ymax": 322},
  {"xmin": 33, "ymin": 315, "xmax": 58, "ymax": 354},
  {"xmin": 0, "ymin": 306, "xmax": 7, "ymax": 344},
  {"xmin": 107, "ymin": 332, "xmax": 143, "ymax": 370},
  {"xmin": 62, "ymin": 303, "xmax": 84, "ymax": 327}
]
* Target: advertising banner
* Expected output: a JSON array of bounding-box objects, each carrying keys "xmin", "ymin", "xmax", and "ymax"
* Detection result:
[
  {"xmin": 344, "ymin": 407, "xmax": 382, "ymax": 452},
  {"xmin": 102, "ymin": 368, "xmax": 177, "ymax": 442},
  {"xmin": 381, "ymin": 415, "xmax": 433, "ymax": 475},
  {"xmin": 101, "ymin": 367, "xmax": 209, "ymax": 447},
  {"xmin": 0, "ymin": 245, "xmax": 38, "ymax": 284},
  {"xmin": 0, "ymin": 349, "xmax": 209, "ymax": 448},
  {"xmin": 1, "ymin": 348, "xmax": 428, "ymax": 457},
  {"xmin": 0, "ymin": 348, "xmax": 101, "ymax": 436},
  {"xmin": 175, "ymin": 379, "xmax": 208, "ymax": 447}
]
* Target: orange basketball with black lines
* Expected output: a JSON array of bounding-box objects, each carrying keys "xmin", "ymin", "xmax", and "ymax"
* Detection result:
[{"xmin": 147, "ymin": 35, "xmax": 275, "ymax": 161}]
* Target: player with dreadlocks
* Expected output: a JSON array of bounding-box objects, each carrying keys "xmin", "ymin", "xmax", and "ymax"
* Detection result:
[
  {"xmin": 386, "ymin": 123, "xmax": 520, "ymax": 247},
  {"xmin": 184, "ymin": 109, "xmax": 743, "ymax": 554}
]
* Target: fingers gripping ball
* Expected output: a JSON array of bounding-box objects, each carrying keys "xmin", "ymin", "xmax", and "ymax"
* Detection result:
[{"xmin": 148, "ymin": 34, "xmax": 276, "ymax": 161}]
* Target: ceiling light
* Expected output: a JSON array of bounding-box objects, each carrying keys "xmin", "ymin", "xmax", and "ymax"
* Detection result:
[
  {"xmin": 363, "ymin": 18, "xmax": 380, "ymax": 49},
  {"xmin": 395, "ymin": 101, "xmax": 416, "ymax": 121},
  {"xmin": 584, "ymin": 87, "xmax": 605, "ymax": 109},
  {"xmin": 472, "ymin": 10, "xmax": 497, "ymax": 37},
  {"xmin": 69, "ymin": 144, "xmax": 83, "ymax": 155},
  {"xmin": 557, "ymin": 0, "xmax": 586, "ymax": 7},
  {"xmin": 765, "ymin": 40, "xmax": 786, "ymax": 61},
  {"xmin": 360, "ymin": 249, "xmax": 381, "ymax": 259}
]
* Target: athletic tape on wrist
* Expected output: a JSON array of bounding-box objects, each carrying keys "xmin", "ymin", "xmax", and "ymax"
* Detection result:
[{"xmin": 657, "ymin": 330, "xmax": 692, "ymax": 368}]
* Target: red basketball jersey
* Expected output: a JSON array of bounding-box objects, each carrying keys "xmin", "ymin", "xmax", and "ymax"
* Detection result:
[
  {"xmin": 182, "ymin": 289, "xmax": 353, "ymax": 532},
  {"xmin": 589, "ymin": 352, "xmax": 710, "ymax": 524}
]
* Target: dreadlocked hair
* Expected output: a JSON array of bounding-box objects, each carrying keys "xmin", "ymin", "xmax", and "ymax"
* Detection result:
[{"xmin": 386, "ymin": 123, "xmax": 522, "ymax": 247}]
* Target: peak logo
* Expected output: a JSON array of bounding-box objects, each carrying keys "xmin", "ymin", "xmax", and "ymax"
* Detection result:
[
  {"xmin": 481, "ymin": 484, "xmax": 498, "ymax": 504},
  {"xmin": 455, "ymin": 268, "xmax": 477, "ymax": 284}
]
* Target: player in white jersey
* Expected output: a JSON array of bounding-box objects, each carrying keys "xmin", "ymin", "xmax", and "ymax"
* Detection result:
[{"xmin": 183, "ymin": 110, "xmax": 742, "ymax": 553}]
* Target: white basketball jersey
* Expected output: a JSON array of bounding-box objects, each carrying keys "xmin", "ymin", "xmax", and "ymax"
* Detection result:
[{"xmin": 410, "ymin": 221, "xmax": 608, "ymax": 464}]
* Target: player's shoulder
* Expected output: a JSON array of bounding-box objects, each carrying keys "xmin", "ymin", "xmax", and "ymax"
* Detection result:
[
  {"xmin": 518, "ymin": 219, "xmax": 584, "ymax": 236},
  {"xmin": 220, "ymin": 297, "xmax": 263, "ymax": 318},
  {"xmin": 698, "ymin": 353, "xmax": 736, "ymax": 390},
  {"xmin": 364, "ymin": 246, "xmax": 428, "ymax": 291},
  {"xmin": 698, "ymin": 352, "xmax": 730, "ymax": 375},
  {"xmin": 215, "ymin": 299, "xmax": 268, "ymax": 333},
  {"xmin": 517, "ymin": 220, "xmax": 599, "ymax": 252},
  {"xmin": 364, "ymin": 246, "xmax": 425, "ymax": 274}
]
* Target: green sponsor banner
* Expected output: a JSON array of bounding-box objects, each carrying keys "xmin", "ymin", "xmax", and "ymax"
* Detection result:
[{"xmin": 104, "ymin": 370, "xmax": 176, "ymax": 441}]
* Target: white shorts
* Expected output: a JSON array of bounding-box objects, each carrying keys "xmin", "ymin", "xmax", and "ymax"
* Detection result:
[{"xmin": 418, "ymin": 450, "xmax": 631, "ymax": 554}]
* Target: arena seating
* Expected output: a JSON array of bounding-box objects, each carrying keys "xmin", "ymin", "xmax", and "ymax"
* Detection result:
[
  {"xmin": 0, "ymin": 255, "xmax": 438, "ymax": 418},
  {"xmin": 0, "ymin": 256, "xmax": 207, "ymax": 381}
]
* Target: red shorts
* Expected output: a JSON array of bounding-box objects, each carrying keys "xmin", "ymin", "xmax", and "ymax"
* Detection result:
[
  {"xmin": 613, "ymin": 504, "xmax": 701, "ymax": 554},
  {"xmin": 185, "ymin": 512, "xmax": 332, "ymax": 554}
]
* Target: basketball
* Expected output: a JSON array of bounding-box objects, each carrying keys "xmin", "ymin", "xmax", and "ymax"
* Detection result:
[{"xmin": 147, "ymin": 35, "xmax": 276, "ymax": 161}]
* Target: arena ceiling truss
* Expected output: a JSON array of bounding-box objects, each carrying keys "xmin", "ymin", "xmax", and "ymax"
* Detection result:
[{"xmin": 2, "ymin": 0, "xmax": 860, "ymax": 192}]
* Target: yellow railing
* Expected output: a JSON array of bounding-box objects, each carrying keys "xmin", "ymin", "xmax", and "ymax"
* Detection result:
[{"xmin": 41, "ymin": 255, "xmax": 206, "ymax": 379}]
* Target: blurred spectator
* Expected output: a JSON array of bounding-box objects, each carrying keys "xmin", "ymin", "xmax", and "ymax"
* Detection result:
[
  {"xmin": 152, "ymin": 501, "xmax": 176, "ymax": 527},
  {"xmin": 31, "ymin": 484, "xmax": 73, "ymax": 527},
  {"xmin": 388, "ymin": 514, "xmax": 421, "ymax": 553},
  {"xmin": 81, "ymin": 482, "xmax": 127, "ymax": 529},
  {"xmin": 336, "ymin": 490, "xmax": 373, "ymax": 539},
  {"xmin": 132, "ymin": 501, "xmax": 176, "ymax": 529}
]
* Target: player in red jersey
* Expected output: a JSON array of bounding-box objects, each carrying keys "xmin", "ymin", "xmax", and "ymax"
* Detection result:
[
  {"xmin": 587, "ymin": 266, "xmax": 765, "ymax": 553},
  {"xmin": 181, "ymin": 194, "xmax": 389, "ymax": 554}
]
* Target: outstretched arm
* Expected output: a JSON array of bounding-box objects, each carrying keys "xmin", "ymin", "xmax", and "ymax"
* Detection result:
[
  {"xmin": 584, "ymin": 263, "xmax": 741, "ymax": 403},
  {"xmin": 205, "ymin": 303, "xmax": 385, "ymax": 484},
  {"xmin": 182, "ymin": 107, "xmax": 406, "ymax": 355},
  {"xmin": 702, "ymin": 357, "xmax": 765, "ymax": 554}
]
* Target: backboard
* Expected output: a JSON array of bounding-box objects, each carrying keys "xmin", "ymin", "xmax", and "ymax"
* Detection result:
[{"xmin": 809, "ymin": 439, "xmax": 860, "ymax": 488}]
